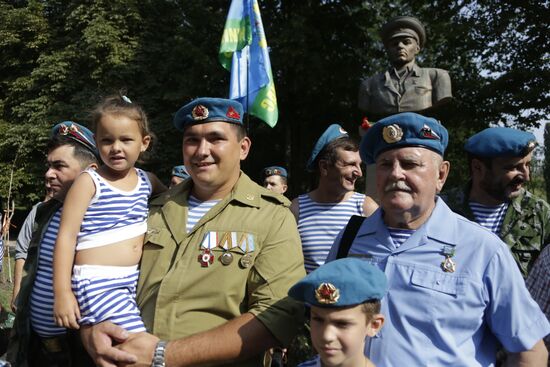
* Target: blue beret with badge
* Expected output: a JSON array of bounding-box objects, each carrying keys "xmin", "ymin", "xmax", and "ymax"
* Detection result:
[
  {"xmin": 173, "ymin": 97, "xmax": 243, "ymax": 131},
  {"xmin": 263, "ymin": 166, "xmax": 287, "ymax": 178},
  {"xmin": 171, "ymin": 165, "xmax": 190, "ymax": 180},
  {"xmin": 288, "ymin": 258, "xmax": 387, "ymax": 308},
  {"xmin": 51, "ymin": 121, "xmax": 99, "ymax": 158},
  {"xmin": 306, "ymin": 124, "xmax": 349, "ymax": 172},
  {"xmin": 360, "ymin": 112, "xmax": 448, "ymax": 164},
  {"xmin": 464, "ymin": 127, "xmax": 537, "ymax": 158}
]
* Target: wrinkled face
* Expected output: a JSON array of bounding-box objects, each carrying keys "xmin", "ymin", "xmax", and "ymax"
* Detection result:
[
  {"xmin": 310, "ymin": 305, "xmax": 378, "ymax": 367},
  {"xmin": 376, "ymin": 147, "xmax": 449, "ymax": 227},
  {"xmin": 95, "ymin": 114, "xmax": 150, "ymax": 174},
  {"xmin": 263, "ymin": 175, "xmax": 287, "ymax": 194},
  {"xmin": 45, "ymin": 145, "xmax": 86, "ymax": 201},
  {"xmin": 478, "ymin": 153, "xmax": 532, "ymax": 202},
  {"xmin": 322, "ymin": 148, "xmax": 363, "ymax": 192},
  {"xmin": 182, "ymin": 122, "xmax": 250, "ymax": 194},
  {"xmin": 385, "ymin": 36, "xmax": 420, "ymax": 67}
]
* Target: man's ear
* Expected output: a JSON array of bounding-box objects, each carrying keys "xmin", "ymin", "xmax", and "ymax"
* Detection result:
[{"xmin": 318, "ymin": 160, "xmax": 329, "ymax": 176}]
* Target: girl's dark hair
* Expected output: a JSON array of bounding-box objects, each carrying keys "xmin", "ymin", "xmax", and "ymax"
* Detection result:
[{"xmin": 91, "ymin": 94, "xmax": 151, "ymax": 138}]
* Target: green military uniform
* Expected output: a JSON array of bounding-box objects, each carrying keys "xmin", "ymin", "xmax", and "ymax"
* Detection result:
[
  {"xmin": 443, "ymin": 183, "xmax": 550, "ymax": 278},
  {"xmin": 137, "ymin": 173, "xmax": 305, "ymax": 366}
]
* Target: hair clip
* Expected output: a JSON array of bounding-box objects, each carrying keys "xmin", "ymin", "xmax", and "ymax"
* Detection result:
[{"xmin": 122, "ymin": 95, "xmax": 132, "ymax": 103}]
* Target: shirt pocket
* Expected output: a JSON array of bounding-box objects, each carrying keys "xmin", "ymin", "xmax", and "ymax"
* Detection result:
[
  {"xmin": 410, "ymin": 268, "xmax": 463, "ymax": 297},
  {"xmin": 414, "ymin": 85, "xmax": 432, "ymax": 96}
]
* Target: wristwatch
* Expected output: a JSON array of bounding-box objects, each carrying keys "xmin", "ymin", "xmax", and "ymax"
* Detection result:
[{"xmin": 151, "ymin": 340, "xmax": 167, "ymax": 367}]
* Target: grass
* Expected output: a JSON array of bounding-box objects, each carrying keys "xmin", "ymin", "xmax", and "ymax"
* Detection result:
[{"xmin": 0, "ymin": 246, "xmax": 15, "ymax": 313}]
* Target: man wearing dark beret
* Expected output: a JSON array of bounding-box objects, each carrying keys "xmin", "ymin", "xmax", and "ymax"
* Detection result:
[
  {"xmin": 443, "ymin": 127, "xmax": 550, "ymax": 278},
  {"xmin": 358, "ymin": 16, "xmax": 452, "ymax": 119},
  {"xmin": 7, "ymin": 121, "xmax": 100, "ymax": 367},
  {"xmin": 80, "ymin": 97, "xmax": 305, "ymax": 367},
  {"xmin": 327, "ymin": 113, "xmax": 549, "ymax": 365}
]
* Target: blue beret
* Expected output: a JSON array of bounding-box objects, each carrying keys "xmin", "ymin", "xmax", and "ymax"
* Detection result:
[
  {"xmin": 51, "ymin": 121, "xmax": 99, "ymax": 158},
  {"xmin": 263, "ymin": 166, "xmax": 287, "ymax": 178},
  {"xmin": 173, "ymin": 97, "xmax": 244, "ymax": 131},
  {"xmin": 307, "ymin": 124, "xmax": 349, "ymax": 171},
  {"xmin": 360, "ymin": 112, "xmax": 448, "ymax": 164},
  {"xmin": 288, "ymin": 258, "xmax": 387, "ymax": 308},
  {"xmin": 171, "ymin": 165, "xmax": 190, "ymax": 180},
  {"xmin": 464, "ymin": 127, "xmax": 537, "ymax": 158}
]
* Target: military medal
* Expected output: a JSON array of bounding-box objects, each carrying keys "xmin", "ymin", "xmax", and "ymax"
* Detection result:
[
  {"xmin": 199, "ymin": 249, "xmax": 214, "ymax": 267},
  {"xmin": 238, "ymin": 233, "xmax": 255, "ymax": 268},
  {"xmin": 199, "ymin": 232, "xmax": 218, "ymax": 267},
  {"xmin": 220, "ymin": 251, "xmax": 234, "ymax": 265},
  {"xmin": 440, "ymin": 245, "xmax": 456, "ymax": 273},
  {"xmin": 240, "ymin": 254, "xmax": 252, "ymax": 268}
]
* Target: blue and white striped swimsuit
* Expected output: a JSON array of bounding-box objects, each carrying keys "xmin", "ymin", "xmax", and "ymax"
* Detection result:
[
  {"xmin": 30, "ymin": 209, "xmax": 66, "ymax": 337},
  {"xmin": 298, "ymin": 192, "xmax": 365, "ymax": 273},
  {"xmin": 72, "ymin": 168, "xmax": 151, "ymax": 332}
]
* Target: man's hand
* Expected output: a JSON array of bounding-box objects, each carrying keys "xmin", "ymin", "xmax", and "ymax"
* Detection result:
[
  {"xmin": 115, "ymin": 331, "xmax": 160, "ymax": 367},
  {"xmin": 80, "ymin": 321, "xmax": 137, "ymax": 367}
]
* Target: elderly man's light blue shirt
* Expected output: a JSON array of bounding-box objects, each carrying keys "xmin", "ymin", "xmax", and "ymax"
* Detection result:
[{"xmin": 327, "ymin": 198, "xmax": 550, "ymax": 366}]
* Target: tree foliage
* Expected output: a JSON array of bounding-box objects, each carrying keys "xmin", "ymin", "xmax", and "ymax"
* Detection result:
[{"xmin": 0, "ymin": 0, "xmax": 548, "ymax": 207}]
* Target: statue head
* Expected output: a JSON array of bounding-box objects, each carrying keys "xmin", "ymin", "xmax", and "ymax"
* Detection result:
[{"xmin": 381, "ymin": 16, "xmax": 426, "ymax": 68}]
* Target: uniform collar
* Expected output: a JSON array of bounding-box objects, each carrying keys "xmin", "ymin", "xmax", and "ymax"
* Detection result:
[{"xmin": 358, "ymin": 198, "xmax": 458, "ymax": 248}]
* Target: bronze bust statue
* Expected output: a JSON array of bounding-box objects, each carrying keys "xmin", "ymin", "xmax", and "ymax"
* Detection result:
[{"xmin": 358, "ymin": 16, "xmax": 452, "ymax": 119}]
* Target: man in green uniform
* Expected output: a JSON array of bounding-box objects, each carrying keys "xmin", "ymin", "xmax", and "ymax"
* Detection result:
[
  {"xmin": 443, "ymin": 127, "xmax": 550, "ymax": 278},
  {"xmin": 81, "ymin": 97, "xmax": 305, "ymax": 366}
]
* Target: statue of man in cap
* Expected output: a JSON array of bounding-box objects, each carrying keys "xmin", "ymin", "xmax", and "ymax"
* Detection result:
[{"xmin": 358, "ymin": 16, "xmax": 452, "ymax": 119}]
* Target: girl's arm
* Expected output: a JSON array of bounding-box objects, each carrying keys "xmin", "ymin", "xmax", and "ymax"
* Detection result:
[
  {"xmin": 53, "ymin": 172, "xmax": 96, "ymax": 329},
  {"xmin": 146, "ymin": 171, "xmax": 168, "ymax": 196}
]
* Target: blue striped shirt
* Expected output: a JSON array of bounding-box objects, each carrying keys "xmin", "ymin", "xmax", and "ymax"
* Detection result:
[
  {"xmin": 298, "ymin": 192, "xmax": 365, "ymax": 273},
  {"xmin": 77, "ymin": 168, "xmax": 151, "ymax": 249},
  {"xmin": 187, "ymin": 196, "xmax": 220, "ymax": 233},
  {"xmin": 30, "ymin": 208, "xmax": 66, "ymax": 337},
  {"xmin": 388, "ymin": 227, "xmax": 415, "ymax": 248},
  {"xmin": 469, "ymin": 201, "xmax": 508, "ymax": 234},
  {"xmin": 297, "ymin": 355, "xmax": 320, "ymax": 367}
]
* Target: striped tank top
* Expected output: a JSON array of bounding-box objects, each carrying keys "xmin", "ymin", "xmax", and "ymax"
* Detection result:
[
  {"xmin": 298, "ymin": 192, "xmax": 365, "ymax": 273},
  {"xmin": 30, "ymin": 208, "xmax": 66, "ymax": 337},
  {"xmin": 76, "ymin": 168, "xmax": 151, "ymax": 250},
  {"xmin": 469, "ymin": 201, "xmax": 508, "ymax": 234}
]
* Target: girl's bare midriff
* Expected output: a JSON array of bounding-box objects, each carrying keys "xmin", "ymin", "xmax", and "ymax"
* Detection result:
[{"xmin": 74, "ymin": 234, "xmax": 144, "ymax": 266}]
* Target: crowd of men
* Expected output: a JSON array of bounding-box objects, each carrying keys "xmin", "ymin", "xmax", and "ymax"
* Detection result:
[{"xmin": 2, "ymin": 14, "xmax": 549, "ymax": 367}]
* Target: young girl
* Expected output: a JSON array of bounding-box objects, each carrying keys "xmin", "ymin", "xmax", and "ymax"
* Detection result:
[
  {"xmin": 289, "ymin": 258, "xmax": 387, "ymax": 367},
  {"xmin": 53, "ymin": 95, "xmax": 166, "ymax": 332}
]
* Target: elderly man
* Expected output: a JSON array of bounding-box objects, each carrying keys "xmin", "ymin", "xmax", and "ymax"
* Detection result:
[
  {"xmin": 262, "ymin": 166, "xmax": 288, "ymax": 195},
  {"xmin": 291, "ymin": 124, "xmax": 377, "ymax": 273},
  {"xmin": 81, "ymin": 98, "xmax": 305, "ymax": 366},
  {"xmin": 7, "ymin": 121, "xmax": 99, "ymax": 367},
  {"xmin": 444, "ymin": 127, "xmax": 550, "ymax": 278},
  {"xmin": 327, "ymin": 112, "xmax": 549, "ymax": 366},
  {"xmin": 358, "ymin": 16, "xmax": 452, "ymax": 119}
]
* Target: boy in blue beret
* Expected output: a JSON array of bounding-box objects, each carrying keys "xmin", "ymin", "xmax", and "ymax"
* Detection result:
[
  {"xmin": 289, "ymin": 258, "xmax": 386, "ymax": 367},
  {"xmin": 443, "ymin": 126, "xmax": 550, "ymax": 279}
]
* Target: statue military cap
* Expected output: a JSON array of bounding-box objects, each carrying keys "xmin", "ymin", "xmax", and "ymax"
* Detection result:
[
  {"xmin": 171, "ymin": 165, "xmax": 190, "ymax": 180},
  {"xmin": 360, "ymin": 112, "xmax": 448, "ymax": 164},
  {"xmin": 288, "ymin": 258, "xmax": 388, "ymax": 308},
  {"xmin": 381, "ymin": 16, "xmax": 426, "ymax": 48},
  {"xmin": 307, "ymin": 124, "xmax": 349, "ymax": 172},
  {"xmin": 51, "ymin": 121, "xmax": 99, "ymax": 158},
  {"xmin": 263, "ymin": 166, "xmax": 288, "ymax": 178},
  {"xmin": 464, "ymin": 127, "xmax": 537, "ymax": 158},
  {"xmin": 173, "ymin": 97, "xmax": 244, "ymax": 131}
]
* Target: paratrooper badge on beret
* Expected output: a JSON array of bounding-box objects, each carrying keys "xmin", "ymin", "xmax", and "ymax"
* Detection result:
[{"xmin": 174, "ymin": 97, "xmax": 244, "ymax": 131}]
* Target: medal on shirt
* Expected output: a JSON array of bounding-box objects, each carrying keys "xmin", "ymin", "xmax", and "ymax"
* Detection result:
[
  {"xmin": 199, "ymin": 232, "xmax": 217, "ymax": 267},
  {"xmin": 440, "ymin": 245, "xmax": 456, "ymax": 273},
  {"xmin": 238, "ymin": 233, "xmax": 255, "ymax": 268},
  {"xmin": 218, "ymin": 232, "xmax": 239, "ymax": 266}
]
